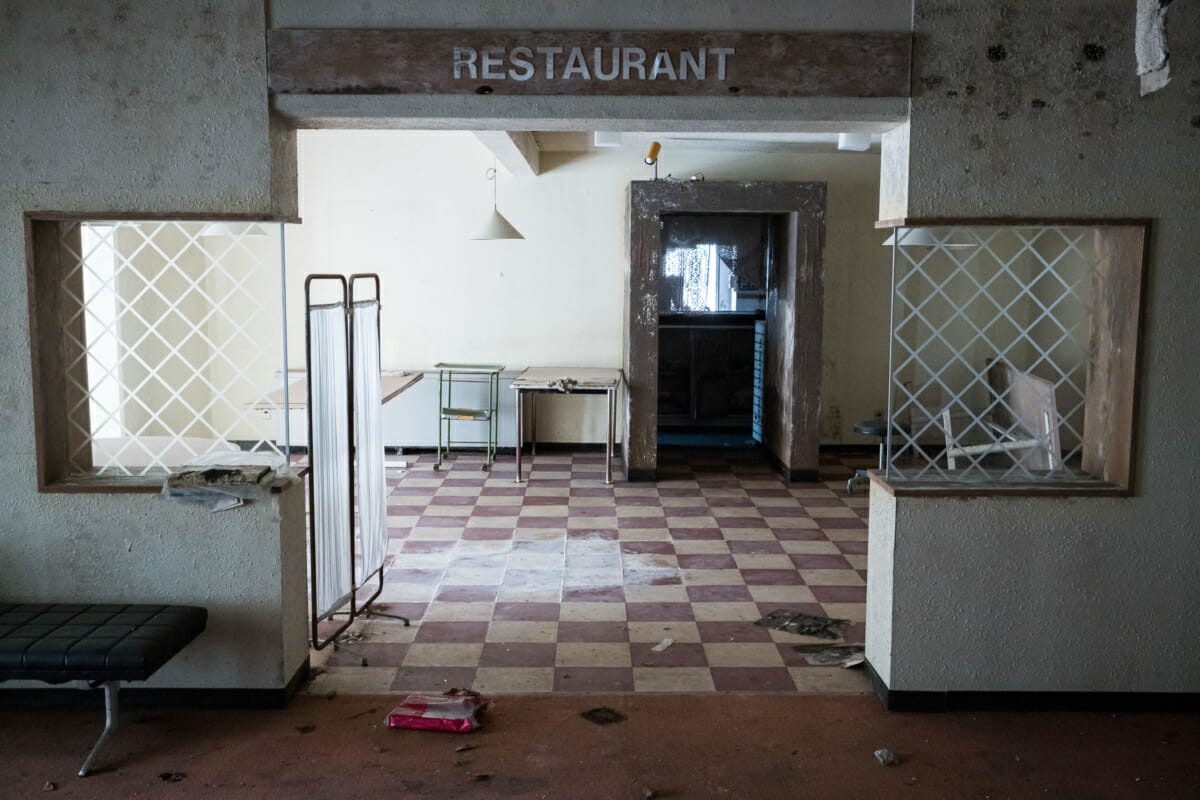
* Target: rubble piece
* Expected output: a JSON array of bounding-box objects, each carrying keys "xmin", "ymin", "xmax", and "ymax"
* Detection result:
[
  {"xmin": 650, "ymin": 638, "xmax": 674, "ymax": 653},
  {"xmin": 580, "ymin": 707, "xmax": 626, "ymax": 726},
  {"xmin": 387, "ymin": 690, "xmax": 490, "ymax": 733},
  {"xmin": 792, "ymin": 643, "xmax": 865, "ymax": 667},
  {"xmin": 874, "ymin": 748, "xmax": 899, "ymax": 766},
  {"xmin": 755, "ymin": 609, "xmax": 850, "ymax": 640}
]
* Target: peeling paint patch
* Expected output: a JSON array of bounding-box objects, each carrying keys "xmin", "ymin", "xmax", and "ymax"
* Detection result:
[
  {"xmin": 1136, "ymin": 0, "xmax": 1171, "ymax": 95},
  {"xmin": 986, "ymin": 44, "xmax": 1008, "ymax": 62}
]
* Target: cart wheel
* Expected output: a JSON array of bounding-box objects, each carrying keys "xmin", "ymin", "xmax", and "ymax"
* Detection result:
[
  {"xmin": 433, "ymin": 463, "xmax": 440, "ymax": 471},
  {"xmin": 481, "ymin": 464, "xmax": 490, "ymax": 472}
]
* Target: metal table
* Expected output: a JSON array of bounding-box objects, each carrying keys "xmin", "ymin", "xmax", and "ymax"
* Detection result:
[{"xmin": 512, "ymin": 367, "xmax": 623, "ymax": 484}]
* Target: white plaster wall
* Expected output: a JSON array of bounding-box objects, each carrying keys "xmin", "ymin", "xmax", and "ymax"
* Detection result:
[
  {"xmin": 871, "ymin": 1, "xmax": 1200, "ymax": 693},
  {"xmin": 864, "ymin": 481, "xmax": 897, "ymax": 688},
  {"xmin": 286, "ymin": 130, "xmax": 892, "ymax": 443},
  {"xmin": 0, "ymin": 1, "xmax": 305, "ymax": 691}
]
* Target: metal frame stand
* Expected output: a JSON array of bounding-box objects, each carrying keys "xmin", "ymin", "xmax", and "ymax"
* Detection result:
[
  {"xmin": 78, "ymin": 680, "xmax": 120, "ymax": 777},
  {"xmin": 433, "ymin": 363, "xmax": 503, "ymax": 471}
]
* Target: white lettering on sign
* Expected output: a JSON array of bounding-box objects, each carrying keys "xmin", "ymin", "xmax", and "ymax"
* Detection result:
[{"xmin": 452, "ymin": 45, "xmax": 735, "ymax": 82}]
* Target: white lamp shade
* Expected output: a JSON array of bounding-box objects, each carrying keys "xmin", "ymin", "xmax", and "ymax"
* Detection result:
[{"xmin": 469, "ymin": 209, "xmax": 525, "ymax": 240}]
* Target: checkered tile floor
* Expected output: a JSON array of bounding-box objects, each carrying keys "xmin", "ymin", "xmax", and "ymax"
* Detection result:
[{"xmin": 305, "ymin": 448, "xmax": 874, "ymax": 696}]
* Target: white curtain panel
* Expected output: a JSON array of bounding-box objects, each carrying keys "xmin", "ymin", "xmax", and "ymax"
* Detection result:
[
  {"xmin": 351, "ymin": 299, "xmax": 388, "ymax": 585},
  {"xmin": 309, "ymin": 302, "xmax": 353, "ymax": 619}
]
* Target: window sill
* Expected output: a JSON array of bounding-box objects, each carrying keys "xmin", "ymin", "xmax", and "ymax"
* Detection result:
[{"xmin": 867, "ymin": 470, "xmax": 1130, "ymax": 498}]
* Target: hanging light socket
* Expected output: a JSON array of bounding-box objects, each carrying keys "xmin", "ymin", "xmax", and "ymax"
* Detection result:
[{"xmin": 469, "ymin": 165, "xmax": 525, "ymax": 240}]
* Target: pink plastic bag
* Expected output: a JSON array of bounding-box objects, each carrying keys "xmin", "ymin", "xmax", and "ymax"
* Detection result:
[{"xmin": 386, "ymin": 690, "xmax": 489, "ymax": 733}]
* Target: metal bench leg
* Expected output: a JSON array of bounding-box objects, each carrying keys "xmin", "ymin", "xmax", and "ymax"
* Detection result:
[{"xmin": 79, "ymin": 680, "xmax": 120, "ymax": 777}]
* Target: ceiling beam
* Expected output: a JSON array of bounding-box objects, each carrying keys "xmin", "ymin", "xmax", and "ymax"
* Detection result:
[{"xmin": 472, "ymin": 131, "xmax": 540, "ymax": 177}]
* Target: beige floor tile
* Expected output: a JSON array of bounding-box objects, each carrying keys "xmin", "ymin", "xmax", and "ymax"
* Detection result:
[
  {"xmin": 845, "ymin": 554, "xmax": 868, "ymax": 570},
  {"xmin": 386, "ymin": 515, "xmax": 419, "ymax": 527},
  {"xmin": 657, "ymin": 497, "xmax": 706, "ymax": 508},
  {"xmin": 820, "ymin": 602, "xmax": 867, "ymax": 622},
  {"xmin": 357, "ymin": 619, "xmax": 418, "ymax": 643},
  {"xmin": 303, "ymin": 667, "xmax": 399, "ymax": 695},
  {"xmin": 565, "ymin": 539, "xmax": 619, "ymax": 555},
  {"xmin": 763, "ymin": 517, "xmax": 819, "ymax": 529},
  {"xmin": 520, "ymin": 506, "xmax": 570, "ymax": 517},
  {"xmin": 672, "ymin": 540, "xmax": 732, "ymax": 555},
  {"xmin": 799, "ymin": 569, "xmax": 864, "ymax": 586},
  {"xmin": 740, "ymin": 480, "xmax": 784, "ymax": 490},
  {"xmin": 465, "ymin": 516, "xmax": 518, "ymax": 528},
  {"xmin": 753, "ymin": 496, "xmax": 804, "ymax": 508},
  {"xmin": 626, "ymin": 621, "xmax": 702, "ymax": 643},
  {"xmin": 442, "ymin": 567, "xmax": 505, "ymax": 586},
  {"xmin": 614, "ymin": 487, "xmax": 659, "ymax": 496},
  {"xmin": 624, "ymin": 584, "xmax": 690, "ymax": 603},
  {"xmin": 560, "ymin": 602, "xmax": 627, "ymax": 621},
  {"xmin": 691, "ymin": 602, "xmax": 763, "ymax": 622},
  {"xmin": 567, "ymin": 516, "xmax": 618, "ymax": 529},
  {"xmin": 732, "ymin": 554, "xmax": 795, "ymax": 570},
  {"xmin": 616, "ymin": 505, "xmax": 667, "ymax": 517},
  {"xmin": 475, "ymin": 495, "xmax": 524, "ymax": 506},
  {"xmin": 435, "ymin": 486, "xmax": 486, "ymax": 497},
  {"xmin": 422, "ymin": 506, "xmax": 473, "ymax": 517},
  {"xmin": 747, "ymin": 585, "xmax": 817, "ymax": 604},
  {"xmin": 568, "ymin": 497, "xmax": 614, "ymax": 508},
  {"xmin": 719, "ymin": 528, "xmax": 777, "ymax": 541},
  {"xmin": 472, "ymin": 667, "xmax": 555, "ymax": 694},
  {"xmin": 682, "ymin": 569, "xmax": 746, "ymax": 586},
  {"xmin": 395, "ymin": 553, "xmax": 454, "ymax": 568},
  {"xmin": 622, "ymin": 553, "xmax": 679, "ymax": 570},
  {"xmin": 507, "ymin": 553, "xmax": 565, "ymax": 570},
  {"xmin": 788, "ymin": 667, "xmax": 872, "ymax": 694},
  {"xmin": 485, "ymin": 621, "xmax": 559, "ymax": 643},
  {"xmin": 617, "ymin": 528, "xmax": 670, "ymax": 540},
  {"xmin": 806, "ymin": 506, "xmax": 858, "ymax": 519},
  {"xmin": 790, "ymin": 488, "xmax": 838, "ymax": 499},
  {"xmin": 378, "ymin": 583, "xmax": 438, "ymax": 602},
  {"xmin": 657, "ymin": 479, "xmax": 699, "ymax": 489},
  {"xmin": 402, "ymin": 478, "xmax": 444, "ymax": 488},
  {"xmin": 711, "ymin": 506, "xmax": 762, "ymax": 518},
  {"xmin": 407, "ymin": 528, "xmax": 465, "ymax": 540},
  {"xmin": 525, "ymin": 486, "xmax": 571, "ymax": 497},
  {"xmin": 421, "ymin": 602, "xmax": 496, "ymax": 622},
  {"xmin": 768, "ymin": 629, "xmax": 847, "ymax": 645},
  {"xmin": 564, "ymin": 567, "xmax": 623, "ymax": 586},
  {"xmin": 780, "ymin": 540, "xmax": 841, "ymax": 555},
  {"xmin": 825, "ymin": 528, "xmax": 868, "ymax": 541},
  {"xmin": 456, "ymin": 540, "xmax": 511, "ymax": 554},
  {"xmin": 403, "ymin": 643, "xmax": 483, "ymax": 667},
  {"xmin": 703, "ymin": 642, "xmax": 785, "ymax": 668},
  {"xmin": 555, "ymin": 642, "xmax": 631, "ymax": 667},
  {"xmin": 633, "ymin": 667, "xmax": 715, "ymax": 693}
]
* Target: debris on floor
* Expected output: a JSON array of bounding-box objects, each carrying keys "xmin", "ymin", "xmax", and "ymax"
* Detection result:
[
  {"xmin": 336, "ymin": 630, "xmax": 366, "ymax": 645},
  {"xmin": 295, "ymin": 724, "xmax": 317, "ymax": 734},
  {"xmin": 158, "ymin": 772, "xmax": 187, "ymax": 783},
  {"xmin": 651, "ymin": 638, "xmax": 674, "ymax": 653},
  {"xmin": 580, "ymin": 706, "xmax": 626, "ymax": 726},
  {"xmin": 386, "ymin": 690, "xmax": 490, "ymax": 733},
  {"xmin": 755, "ymin": 609, "xmax": 850, "ymax": 640},
  {"xmin": 792, "ymin": 643, "xmax": 865, "ymax": 668},
  {"xmin": 642, "ymin": 788, "xmax": 658, "ymax": 799},
  {"xmin": 874, "ymin": 748, "xmax": 899, "ymax": 766},
  {"xmin": 455, "ymin": 744, "xmax": 477, "ymax": 753},
  {"xmin": 41, "ymin": 781, "xmax": 55, "ymax": 792}
]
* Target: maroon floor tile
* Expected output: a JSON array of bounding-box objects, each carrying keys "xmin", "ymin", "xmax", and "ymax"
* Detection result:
[
  {"xmin": 619, "ymin": 541, "xmax": 676, "ymax": 555},
  {"xmin": 621, "ymin": 569, "xmax": 683, "ymax": 586},
  {"xmin": 709, "ymin": 667, "xmax": 797, "ymax": 692},
  {"xmin": 770, "ymin": 527, "xmax": 828, "ymax": 541},
  {"xmin": 462, "ymin": 528, "xmax": 514, "ymax": 540},
  {"xmin": 391, "ymin": 486, "xmax": 440, "ymax": 496},
  {"xmin": 685, "ymin": 585, "xmax": 755, "ymax": 603},
  {"xmin": 743, "ymin": 488, "xmax": 793, "ymax": 498},
  {"xmin": 761, "ymin": 506, "xmax": 811, "ymax": 517},
  {"xmin": 665, "ymin": 507, "xmax": 715, "ymax": 518},
  {"xmin": 415, "ymin": 516, "xmax": 464, "ymax": 528},
  {"xmin": 818, "ymin": 517, "xmax": 867, "ymax": 530},
  {"xmin": 811, "ymin": 585, "xmax": 867, "ymax": 603},
  {"xmin": 429, "ymin": 495, "xmax": 477, "ymax": 506},
  {"xmin": 562, "ymin": 586, "xmax": 625, "ymax": 603},
  {"xmin": 740, "ymin": 569, "xmax": 805, "ymax": 585},
  {"xmin": 327, "ymin": 642, "xmax": 409, "ymax": 667},
  {"xmin": 556, "ymin": 621, "xmax": 630, "ymax": 642},
  {"xmin": 554, "ymin": 667, "xmax": 634, "ymax": 692},
  {"xmin": 716, "ymin": 516, "xmax": 769, "ymax": 528},
  {"xmin": 480, "ymin": 486, "xmax": 525, "ymax": 496},
  {"xmin": 492, "ymin": 602, "xmax": 561, "ymax": 621},
  {"xmin": 366, "ymin": 603, "xmax": 428, "ymax": 622},
  {"xmin": 789, "ymin": 554, "xmax": 853, "ymax": 570},
  {"xmin": 754, "ymin": 602, "xmax": 826, "ymax": 621},
  {"xmin": 707, "ymin": 496, "xmax": 756, "ymax": 507},
  {"xmin": 524, "ymin": 495, "xmax": 569, "ymax": 506},
  {"xmin": 727, "ymin": 540, "xmax": 786, "ymax": 555},
  {"xmin": 478, "ymin": 642, "xmax": 557, "ymax": 668},
  {"xmin": 414, "ymin": 621, "xmax": 490, "ymax": 643},
  {"xmin": 631, "ymin": 642, "xmax": 708, "ymax": 668},
  {"xmin": 388, "ymin": 527, "xmax": 412, "ymax": 539},
  {"xmin": 472, "ymin": 506, "xmax": 521, "ymax": 517},
  {"xmin": 571, "ymin": 487, "xmax": 615, "ymax": 497},
  {"xmin": 568, "ymin": 506, "xmax": 620, "ymax": 518},
  {"xmin": 657, "ymin": 488, "xmax": 703, "ymax": 497},
  {"xmin": 526, "ymin": 478, "xmax": 571, "ymax": 488},
  {"xmin": 618, "ymin": 517, "xmax": 669, "ymax": 530},
  {"xmin": 387, "ymin": 505, "xmax": 427, "ymax": 515},
  {"xmin": 676, "ymin": 554, "xmax": 737, "ymax": 570},
  {"xmin": 697, "ymin": 478, "xmax": 742, "ymax": 489},
  {"xmin": 668, "ymin": 527, "xmax": 725, "ymax": 541},
  {"xmin": 391, "ymin": 667, "xmax": 477, "ymax": 692},
  {"xmin": 857, "ymin": 569, "xmax": 869, "ymax": 582},
  {"xmin": 441, "ymin": 478, "xmax": 487, "ymax": 487},
  {"xmin": 435, "ymin": 585, "xmax": 500, "ymax": 602},
  {"xmin": 625, "ymin": 602, "xmax": 695, "ymax": 622},
  {"xmin": 696, "ymin": 620, "xmax": 773, "ymax": 643},
  {"xmin": 836, "ymin": 540, "xmax": 869, "ymax": 555}
]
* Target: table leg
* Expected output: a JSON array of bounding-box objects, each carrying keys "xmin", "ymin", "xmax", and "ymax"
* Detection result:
[
  {"xmin": 605, "ymin": 386, "xmax": 615, "ymax": 484},
  {"xmin": 515, "ymin": 389, "xmax": 523, "ymax": 483}
]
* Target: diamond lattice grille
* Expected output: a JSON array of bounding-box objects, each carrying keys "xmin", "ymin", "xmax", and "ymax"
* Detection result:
[
  {"xmin": 60, "ymin": 221, "xmax": 287, "ymax": 476},
  {"xmin": 885, "ymin": 226, "xmax": 1094, "ymax": 483}
]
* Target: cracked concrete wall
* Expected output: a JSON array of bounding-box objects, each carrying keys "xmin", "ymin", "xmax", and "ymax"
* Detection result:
[
  {"xmin": 0, "ymin": 0, "xmax": 304, "ymax": 691},
  {"xmin": 871, "ymin": 1, "xmax": 1200, "ymax": 693}
]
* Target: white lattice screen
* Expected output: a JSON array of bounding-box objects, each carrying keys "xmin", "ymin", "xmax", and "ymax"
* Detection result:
[
  {"xmin": 59, "ymin": 221, "xmax": 287, "ymax": 476},
  {"xmin": 885, "ymin": 226, "xmax": 1095, "ymax": 484}
]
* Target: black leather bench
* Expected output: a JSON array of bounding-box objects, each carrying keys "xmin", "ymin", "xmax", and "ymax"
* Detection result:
[{"xmin": 0, "ymin": 603, "xmax": 207, "ymax": 776}]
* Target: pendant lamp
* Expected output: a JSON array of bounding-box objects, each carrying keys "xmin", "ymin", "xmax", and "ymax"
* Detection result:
[{"xmin": 470, "ymin": 165, "xmax": 525, "ymax": 240}]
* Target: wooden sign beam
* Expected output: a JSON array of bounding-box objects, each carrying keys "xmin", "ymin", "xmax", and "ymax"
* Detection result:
[{"xmin": 268, "ymin": 30, "xmax": 911, "ymax": 98}]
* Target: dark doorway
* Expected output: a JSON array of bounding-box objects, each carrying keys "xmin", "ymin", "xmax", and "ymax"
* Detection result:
[{"xmin": 623, "ymin": 180, "xmax": 826, "ymax": 481}]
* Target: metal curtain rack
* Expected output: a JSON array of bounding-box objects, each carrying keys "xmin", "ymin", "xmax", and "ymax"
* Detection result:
[{"xmin": 304, "ymin": 273, "xmax": 408, "ymax": 655}]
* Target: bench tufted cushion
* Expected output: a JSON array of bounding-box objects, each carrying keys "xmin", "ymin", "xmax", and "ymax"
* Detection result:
[{"xmin": 0, "ymin": 604, "xmax": 207, "ymax": 683}]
